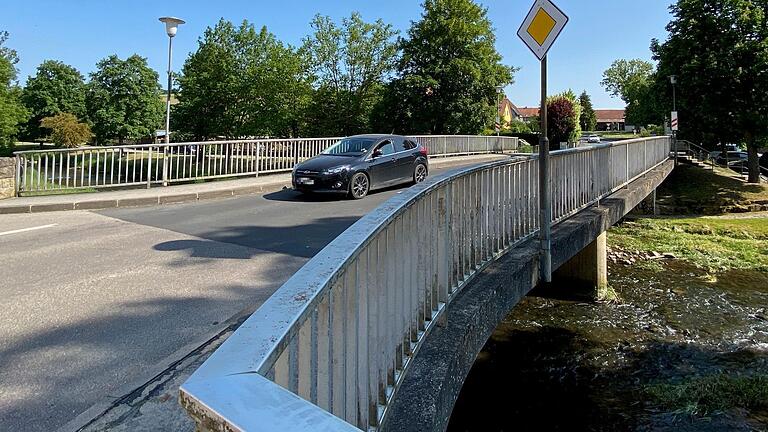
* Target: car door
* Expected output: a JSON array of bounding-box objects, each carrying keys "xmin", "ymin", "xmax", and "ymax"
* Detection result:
[
  {"xmin": 393, "ymin": 138, "xmax": 418, "ymax": 182},
  {"xmin": 368, "ymin": 140, "xmax": 398, "ymax": 188}
]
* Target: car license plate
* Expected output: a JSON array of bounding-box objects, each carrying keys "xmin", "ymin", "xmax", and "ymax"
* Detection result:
[{"xmin": 298, "ymin": 177, "xmax": 314, "ymax": 185}]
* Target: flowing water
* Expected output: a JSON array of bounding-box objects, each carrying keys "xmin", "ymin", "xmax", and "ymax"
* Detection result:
[{"xmin": 447, "ymin": 256, "xmax": 768, "ymax": 431}]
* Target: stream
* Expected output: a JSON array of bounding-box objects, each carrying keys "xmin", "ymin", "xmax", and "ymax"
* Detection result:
[{"xmin": 447, "ymin": 252, "xmax": 768, "ymax": 431}]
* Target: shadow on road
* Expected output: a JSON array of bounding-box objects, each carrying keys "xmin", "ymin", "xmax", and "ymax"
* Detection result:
[
  {"xmin": 263, "ymin": 183, "xmax": 413, "ymax": 203},
  {"xmin": 153, "ymin": 216, "xmax": 360, "ymax": 259}
]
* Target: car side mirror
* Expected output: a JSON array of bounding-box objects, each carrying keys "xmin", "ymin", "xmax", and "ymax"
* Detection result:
[{"xmin": 372, "ymin": 149, "xmax": 383, "ymax": 158}]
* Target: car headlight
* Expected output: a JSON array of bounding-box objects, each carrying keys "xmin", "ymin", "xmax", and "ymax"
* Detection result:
[{"xmin": 324, "ymin": 165, "xmax": 350, "ymax": 175}]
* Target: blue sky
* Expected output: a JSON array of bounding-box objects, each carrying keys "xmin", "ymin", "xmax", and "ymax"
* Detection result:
[{"xmin": 3, "ymin": 0, "xmax": 674, "ymax": 108}]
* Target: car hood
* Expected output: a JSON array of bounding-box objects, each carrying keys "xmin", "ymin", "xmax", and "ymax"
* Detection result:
[{"xmin": 295, "ymin": 154, "xmax": 359, "ymax": 172}]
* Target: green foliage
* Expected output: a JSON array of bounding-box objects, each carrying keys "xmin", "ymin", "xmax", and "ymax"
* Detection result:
[
  {"xmin": 546, "ymin": 91, "xmax": 581, "ymax": 147},
  {"xmin": 652, "ymin": 0, "xmax": 768, "ymax": 183},
  {"xmin": 377, "ymin": 0, "xmax": 515, "ymax": 134},
  {"xmin": 175, "ymin": 19, "xmax": 311, "ymax": 140},
  {"xmin": 601, "ymin": 59, "xmax": 662, "ymax": 127},
  {"xmin": 0, "ymin": 31, "xmax": 27, "ymax": 151},
  {"xmin": 303, "ymin": 13, "xmax": 398, "ymax": 136},
  {"xmin": 86, "ymin": 55, "xmax": 163, "ymax": 144},
  {"xmin": 21, "ymin": 60, "xmax": 87, "ymax": 141},
  {"xmin": 578, "ymin": 91, "xmax": 597, "ymax": 131},
  {"xmin": 40, "ymin": 112, "xmax": 91, "ymax": 148}
]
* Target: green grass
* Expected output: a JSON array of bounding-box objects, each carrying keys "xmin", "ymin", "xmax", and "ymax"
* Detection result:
[
  {"xmin": 610, "ymin": 217, "xmax": 768, "ymax": 272},
  {"xmin": 646, "ymin": 373, "xmax": 768, "ymax": 416},
  {"xmin": 658, "ymin": 164, "xmax": 768, "ymax": 208}
]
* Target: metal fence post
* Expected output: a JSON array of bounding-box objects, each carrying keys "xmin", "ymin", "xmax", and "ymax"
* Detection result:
[
  {"xmin": 14, "ymin": 155, "xmax": 21, "ymax": 196},
  {"xmin": 255, "ymin": 143, "xmax": 260, "ymax": 177},
  {"xmin": 147, "ymin": 147, "xmax": 153, "ymax": 189},
  {"xmin": 162, "ymin": 146, "xmax": 169, "ymax": 186}
]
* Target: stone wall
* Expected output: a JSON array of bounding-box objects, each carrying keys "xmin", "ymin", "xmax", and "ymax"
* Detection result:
[{"xmin": 0, "ymin": 157, "xmax": 16, "ymax": 199}]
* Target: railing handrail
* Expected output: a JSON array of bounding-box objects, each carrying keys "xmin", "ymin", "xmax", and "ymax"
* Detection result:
[{"xmin": 180, "ymin": 136, "xmax": 672, "ymax": 431}]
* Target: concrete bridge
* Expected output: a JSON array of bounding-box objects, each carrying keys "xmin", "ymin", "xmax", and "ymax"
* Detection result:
[{"xmin": 178, "ymin": 137, "xmax": 672, "ymax": 431}]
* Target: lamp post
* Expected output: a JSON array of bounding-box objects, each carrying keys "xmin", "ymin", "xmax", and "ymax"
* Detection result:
[
  {"xmin": 670, "ymin": 75, "xmax": 677, "ymax": 165},
  {"xmin": 496, "ymin": 86, "xmax": 504, "ymax": 137},
  {"xmin": 159, "ymin": 17, "xmax": 185, "ymax": 145}
]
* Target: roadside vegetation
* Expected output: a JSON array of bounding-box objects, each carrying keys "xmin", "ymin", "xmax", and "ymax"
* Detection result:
[{"xmin": 646, "ymin": 373, "xmax": 768, "ymax": 417}]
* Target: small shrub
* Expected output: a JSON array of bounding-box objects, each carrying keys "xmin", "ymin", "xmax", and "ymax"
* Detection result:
[{"xmin": 40, "ymin": 113, "xmax": 92, "ymax": 148}]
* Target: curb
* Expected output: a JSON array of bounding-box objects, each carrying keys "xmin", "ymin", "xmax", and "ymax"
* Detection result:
[{"xmin": 0, "ymin": 180, "xmax": 292, "ymax": 215}]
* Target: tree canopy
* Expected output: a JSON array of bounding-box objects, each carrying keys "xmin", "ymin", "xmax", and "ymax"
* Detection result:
[
  {"xmin": 652, "ymin": 0, "xmax": 768, "ymax": 182},
  {"xmin": 86, "ymin": 54, "xmax": 164, "ymax": 144},
  {"xmin": 601, "ymin": 59, "xmax": 661, "ymax": 127},
  {"xmin": 547, "ymin": 90, "xmax": 581, "ymax": 148},
  {"xmin": 379, "ymin": 0, "xmax": 515, "ymax": 134},
  {"xmin": 175, "ymin": 19, "xmax": 311, "ymax": 140},
  {"xmin": 302, "ymin": 13, "xmax": 398, "ymax": 136},
  {"xmin": 579, "ymin": 91, "xmax": 597, "ymax": 132},
  {"xmin": 0, "ymin": 31, "xmax": 27, "ymax": 151},
  {"xmin": 21, "ymin": 60, "xmax": 87, "ymax": 141}
]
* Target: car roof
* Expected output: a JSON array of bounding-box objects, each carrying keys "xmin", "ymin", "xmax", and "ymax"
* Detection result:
[{"xmin": 347, "ymin": 134, "xmax": 406, "ymax": 140}]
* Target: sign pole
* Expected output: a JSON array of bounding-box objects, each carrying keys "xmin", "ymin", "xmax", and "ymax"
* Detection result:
[{"xmin": 539, "ymin": 55, "xmax": 552, "ymax": 283}]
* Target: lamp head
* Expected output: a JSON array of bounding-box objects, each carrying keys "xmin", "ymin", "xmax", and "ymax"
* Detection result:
[
  {"xmin": 159, "ymin": 17, "xmax": 185, "ymax": 37},
  {"xmin": 669, "ymin": 75, "xmax": 677, "ymax": 85}
]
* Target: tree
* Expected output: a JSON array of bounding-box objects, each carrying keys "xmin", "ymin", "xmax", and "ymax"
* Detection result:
[
  {"xmin": 652, "ymin": 0, "xmax": 768, "ymax": 183},
  {"xmin": 0, "ymin": 31, "xmax": 27, "ymax": 153},
  {"xmin": 86, "ymin": 55, "xmax": 163, "ymax": 144},
  {"xmin": 547, "ymin": 93, "xmax": 579, "ymax": 149},
  {"xmin": 379, "ymin": 0, "xmax": 515, "ymax": 135},
  {"xmin": 175, "ymin": 19, "xmax": 311, "ymax": 140},
  {"xmin": 21, "ymin": 60, "xmax": 87, "ymax": 141},
  {"xmin": 40, "ymin": 112, "xmax": 91, "ymax": 148},
  {"xmin": 579, "ymin": 91, "xmax": 597, "ymax": 131},
  {"xmin": 601, "ymin": 59, "xmax": 662, "ymax": 127},
  {"xmin": 302, "ymin": 13, "xmax": 398, "ymax": 136}
]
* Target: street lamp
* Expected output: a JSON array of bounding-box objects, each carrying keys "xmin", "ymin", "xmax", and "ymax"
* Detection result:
[
  {"xmin": 159, "ymin": 17, "xmax": 185, "ymax": 145},
  {"xmin": 669, "ymin": 75, "xmax": 677, "ymax": 164},
  {"xmin": 496, "ymin": 86, "xmax": 504, "ymax": 137}
]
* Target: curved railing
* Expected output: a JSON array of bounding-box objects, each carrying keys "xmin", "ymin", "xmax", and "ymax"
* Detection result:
[{"xmin": 179, "ymin": 137, "xmax": 672, "ymax": 431}]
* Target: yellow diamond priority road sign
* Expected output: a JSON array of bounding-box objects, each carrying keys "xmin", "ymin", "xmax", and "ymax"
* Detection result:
[{"xmin": 518, "ymin": 0, "xmax": 569, "ymax": 60}]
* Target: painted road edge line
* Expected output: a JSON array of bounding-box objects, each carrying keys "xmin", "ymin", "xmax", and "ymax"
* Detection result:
[{"xmin": 0, "ymin": 224, "xmax": 58, "ymax": 237}]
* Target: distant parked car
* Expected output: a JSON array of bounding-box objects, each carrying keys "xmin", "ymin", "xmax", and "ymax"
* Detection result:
[
  {"xmin": 760, "ymin": 152, "xmax": 768, "ymax": 168},
  {"xmin": 291, "ymin": 134, "xmax": 429, "ymax": 199},
  {"xmin": 587, "ymin": 134, "xmax": 601, "ymax": 143},
  {"xmin": 709, "ymin": 144, "xmax": 741, "ymax": 159},
  {"xmin": 715, "ymin": 151, "xmax": 748, "ymax": 166}
]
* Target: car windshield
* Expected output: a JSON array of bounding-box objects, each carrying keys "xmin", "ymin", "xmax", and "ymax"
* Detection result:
[{"xmin": 322, "ymin": 137, "xmax": 378, "ymax": 156}]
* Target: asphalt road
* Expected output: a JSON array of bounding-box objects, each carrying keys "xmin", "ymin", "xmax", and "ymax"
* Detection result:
[{"xmin": 0, "ymin": 158, "xmax": 502, "ymax": 432}]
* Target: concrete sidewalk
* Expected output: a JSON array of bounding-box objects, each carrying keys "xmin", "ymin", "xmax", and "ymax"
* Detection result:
[{"xmin": 0, "ymin": 154, "xmax": 512, "ymax": 214}]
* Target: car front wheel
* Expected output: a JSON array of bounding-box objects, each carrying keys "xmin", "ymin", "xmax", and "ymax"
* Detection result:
[{"xmin": 349, "ymin": 172, "xmax": 370, "ymax": 199}]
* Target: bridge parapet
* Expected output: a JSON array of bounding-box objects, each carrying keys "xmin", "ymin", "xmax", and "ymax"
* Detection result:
[{"xmin": 179, "ymin": 137, "xmax": 671, "ymax": 431}]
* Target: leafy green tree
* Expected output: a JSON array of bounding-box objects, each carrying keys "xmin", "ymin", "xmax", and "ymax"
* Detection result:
[
  {"xmin": 0, "ymin": 31, "xmax": 27, "ymax": 153},
  {"xmin": 547, "ymin": 91, "xmax": 580, "ymax": 149},
  {"xmin": 579, "ymin": 91, "xmax": 597, "ymax": 131},
  {"xmin": 86, "ymin": 55, "xmax": 163, "ymax": 144},
  {"xmin": 175, "ymin": 19, "xmax": 311, "ymax": 140},
  {"xmin": 652, "ymin": 0, "xmax": 768, "ymax": 183},
  {"xmin": 378, "ymin": 0, "xmax": 514, "ymax": 135},
  {"xmin": 40, "ymin": 112, "xmax": 91, "ymax": 148},
  {"xmin": 302, "ymin": 13, "xmax": 398, "ymax": 136},
  {"xmin": 21, "ymin": 60, "xmax": 87, "ymax": 141},
  {"xmin": 601, "ymin": 59, "xmax": 662, "ymax": 127}
]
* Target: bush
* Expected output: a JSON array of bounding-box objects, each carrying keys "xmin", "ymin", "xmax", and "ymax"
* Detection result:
[{"xmin": 40, "ymin": 113, "xmax": 92, "ymax": 148}]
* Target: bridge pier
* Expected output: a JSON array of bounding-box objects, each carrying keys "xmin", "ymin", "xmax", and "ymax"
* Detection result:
[{"xmin": 551, "ymin": 231, "xmax": 608, "ymax": 301}]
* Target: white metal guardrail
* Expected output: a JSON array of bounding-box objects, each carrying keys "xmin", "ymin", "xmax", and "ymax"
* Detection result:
[
  {"xmin": 13, "ymin": 135, "xmax": 518, "ymax": 195},
  {"xmin": 179, "ymin": 137, "xmax": 671, "ymax": 432}
]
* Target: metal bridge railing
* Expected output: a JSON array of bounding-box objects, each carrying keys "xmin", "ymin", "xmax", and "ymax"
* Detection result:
[
  {"xmin": 13, "ymin": 136, "xmax": 518, "ymax": 196},
  {"xmin": 178, "ymin": 136, "xmax": 671, "ymax": 432}
]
